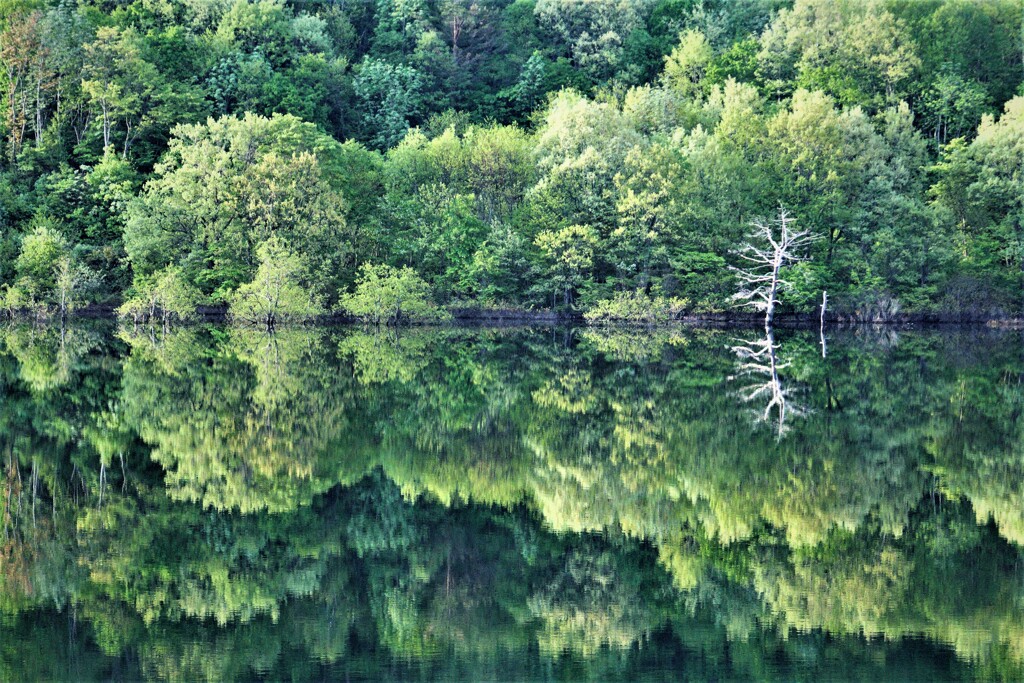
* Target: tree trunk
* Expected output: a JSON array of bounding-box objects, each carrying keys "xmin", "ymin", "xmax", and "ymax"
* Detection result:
[{"xmin": 765, "ymin": 254, "xmax": 781, "ymax": 329}]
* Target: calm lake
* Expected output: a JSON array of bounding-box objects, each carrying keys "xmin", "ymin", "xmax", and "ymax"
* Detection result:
[{"xmin": 2, "ymin": 322, "xmax": 1024, "ymax": 681}]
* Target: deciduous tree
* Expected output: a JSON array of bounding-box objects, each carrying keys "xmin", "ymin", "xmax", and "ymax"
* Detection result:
[{"xmin": 229, "ymin": 236, "xmax": 323, "ymax": 328}]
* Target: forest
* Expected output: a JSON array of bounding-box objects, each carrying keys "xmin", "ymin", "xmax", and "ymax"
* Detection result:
[{"xmin": 0, "ymin": 0, "xmax": 1023, "ymax": 321}]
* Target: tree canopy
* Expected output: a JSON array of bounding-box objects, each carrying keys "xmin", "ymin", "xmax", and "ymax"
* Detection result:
[{"xmin": 0, "ymin": 0, "xmax": 1022, "ymax": 320}]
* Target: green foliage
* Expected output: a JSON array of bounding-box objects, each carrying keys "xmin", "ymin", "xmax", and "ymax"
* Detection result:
[
  {"xmin": 353, "ymin": 57, "xmax": 425, "ymax": 150},
  {"xmin": 341, "ymin": 263, "xmax": 448, "ymax": 325},
  {"xmin": 534, "ymin": 0, "xmax": 648, "ymax": 82},
  {"xmin": 53, "ymin": 255, "xmax": 98, "ymax": 316},
  {"xmin": 4, "ymin": 224, "xmax": 96, "ymax": 314},
  {"xmin": 0, "ymin": 0, "xmax": 1022, "ymax": 318},
  {"xmin": 919, "ymin": 67, "xmax": 991, "ymax": 147},
  {"xmin": 463, "ymin": 224, "xmax": 534, "ymax": 304},
  {"xmin": 662, "ymin": 29, "xmax": 711, "ymax": 97},
  {"xmin": 124, "ymin": 112, "xmax": 349, "ymax": 302},
  {"xmin": 15, "ymin": 223, "xmax": 66, "ymax": 296},
  {"xmin": 118, "ymin": 266, "xmax": 201, "ymax": 325},
  {"xmin": 534, "ymin": 224, "xmax": 599, "ymax": 308},
  {"xmin": 584, "ymin": 289, "xmax": 688, "ymax": 324},
  {"xmin": 5, "ymin": 326, "xmax": 1024, "ymax": 678},
  {"xmin": 228, "ymin": 236, "xmax": 323, "ymax": 327},
  {"xmin": 931, "ymin": 96, "xmax": 1024, "ymax": 311}
]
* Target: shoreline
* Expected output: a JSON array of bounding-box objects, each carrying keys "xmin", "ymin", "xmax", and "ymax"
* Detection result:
[{"xmin": 7, "ymin": 304, "xmax": 1024, "ymax": 328}]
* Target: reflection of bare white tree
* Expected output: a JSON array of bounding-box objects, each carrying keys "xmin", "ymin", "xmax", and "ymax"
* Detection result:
[{"xmin": 730, "ymin": 329, "xmax": 806, "ymax": 438}]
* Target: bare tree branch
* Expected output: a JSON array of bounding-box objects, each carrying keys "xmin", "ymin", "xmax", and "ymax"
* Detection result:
[{"xmin": 729, "ymin": 207, "xmax": 818, "ymax": 329}]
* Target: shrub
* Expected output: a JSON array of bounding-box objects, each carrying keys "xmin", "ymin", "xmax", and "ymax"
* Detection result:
[
  {"xmin": 118, "ymin": 266, "xmax": 201, "ymax": 325},
  {"xmin": 341, "ymin": 263, "xmax": 449, "ymax": 325},
  {"xmin": 584, "ymin": 290, "xmax": 689, "ymax": 325},
  {"xmin": 229, "ymin": 237, "xmax": 323, "ymax": 328},
  {"xmin": 842, "ymin": 289, "xmax": 903, "ymax": 322}
]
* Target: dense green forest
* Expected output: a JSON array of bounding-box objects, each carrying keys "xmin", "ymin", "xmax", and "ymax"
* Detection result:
[{"xmin": 1, "ymin": 0, "xmax": 1023, "ymax": 321}]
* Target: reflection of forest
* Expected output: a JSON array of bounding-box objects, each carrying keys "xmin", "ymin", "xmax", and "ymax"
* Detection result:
[{"xmin": 2, "ymin": 322, "xmax": 1024, "ymax": 680}]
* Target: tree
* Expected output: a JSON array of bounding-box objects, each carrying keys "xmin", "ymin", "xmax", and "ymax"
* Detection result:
[
  {"xmin": 341, "ymin": 263, "xmax": 446, "ymax": 325},
  {"xmin": 229, "ymin": 236, "xmax": 323, "ymax": 328},
  {"xmin": 529, "ymin": 90, "xmax": 642, "ymax": 245},
  {"xmin": 151, "ymin": 267, "xmax": 200, "ymax": 325},
  {"xmin": 372, "ymin": 0, "xmax": 433, "ymax": 56},
  {"xmin": 124, "ymin": 112, "xmax": 349, "ymax": 301},
  {"xmin": 662, "ymin": 29, "xmax": 712, "ymax": 98},
  {"xmin": 583, "ymin": 290, "xmax": 687, "ymax": 325},
  {"xmin": 440, "ymin": 0, "xmax": 501, "ymax": 69},
  {"xmin": 382, "ymin": 124, "xmax": 534, "ymax": 227},
  {"xmin": 81, "ymin": 27, "xmax": 158, "ymax": 156},
  {"xmin": 730, "ymin": 208, "xmax": 817, "ymax": 328},
  {"xmin": 534, "ymin": 224, "xmax": 599, "ymax": 308},
  {"xmin": 609, "ymin": 142, "xmax": 682, "ymax": 293},
  {"xmin": 215, "ymin": 0, "xmax": 294, "ymax": 66},
  {"xmin": 117, "ymin": 266, "xmax": 201, "ymax": 326},
  {"xmin": 930, "ymin": 96, "xmax": 1024, "ymax": 305},
  {"xmin": 12, "ymin": 224, "xmax": 67, "ymax": 309},
  {"xmin": 534, "ymin": 0, "xmax": 646, "ymax": 82},
  {"xmin": 352, "ymin": 58, "xmax": 425, "ymax": 150},
  {"xmin": 503, "ymin": 52, "xmax": 548, "ymax": 119},
  {"xmin": 53, "ymin": 255, "xmax": 96, "ymax": 320},
  {"xmin": 0, "ymin": 10, "xmax": 56, "ymax": 159},
  {"xmin": 464, "ymin": 225, "xmax": 533, "ymax": 304},
  {"xmin": 757, "ymin": 0, "xmax": 921, "ymax": 109},
  {"xmin": 760, "ymin": 89, "xmax": 892, "ymax": 275},
  {"xmin": 3, "ymin": 224, "xmax": 98, "ymax": 317},
  {"xmin": 462, "ymin": 125, "xmax": 535, "ymax": 225},
  {"xmin": 919, "ymin": 68, "xmax": 990, "ymax": 147}
]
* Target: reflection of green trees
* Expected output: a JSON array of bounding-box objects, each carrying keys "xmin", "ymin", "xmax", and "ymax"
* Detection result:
[
  {"xmin": 75, "ymin": 492, "xmax": 343, "ymax": 625},
  {"xmin": 5, "ymin": 471, "xmax": 1019, "ymax": 681},
  {"xmin": 517, "ymin": 330, "xmax": 931, "ymax": 550},
  {"xmin": 337, "ymin": 327, "xmax": 433, "ymax": 385},
  {"xmin": 2, "ymin": 324, "xmax": 101, "ymax": 393},
  {"xmin": 922, "ymin": 348, "xmax": 1024, "ymax": 546},
  {"xmin": 4, "ymin": 324, "xmax": 1024, "ymax": 678},
  {"xmin": 118, "ymin": 327, "xmax": 351, "ymax": 513},
  {"xmin": 745, "ymin": 501, "xmax": 1024, "ymax": 668},
  {"xmin": 0, "ymin": 322, "xmax": 124, "ymax": 618},
  {"xmin": 528, "ymin": 539, "xmax": 670, "ymax": 657}
]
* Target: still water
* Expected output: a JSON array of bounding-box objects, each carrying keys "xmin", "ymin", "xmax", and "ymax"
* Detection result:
[{"xmin": 2, "ymin": 322, "xmax": 1023, "ymax": 681}]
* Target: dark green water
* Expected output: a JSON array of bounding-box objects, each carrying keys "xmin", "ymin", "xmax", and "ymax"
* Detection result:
[{"xmin": 2, "ymin": 322, "xmax": 1024, "ymax": 681}]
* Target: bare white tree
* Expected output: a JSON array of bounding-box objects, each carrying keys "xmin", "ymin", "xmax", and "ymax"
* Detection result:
[
  {"xmin": 819, "ymin": 289, "xmax": 828, "ymax": 358},
  {"xmin": 730, "ymin": 207, "xmax": 817, "ymax": 329},
  {"xmin": 730, "ymin": 329, "xmax": 807, "ymax": 438}
]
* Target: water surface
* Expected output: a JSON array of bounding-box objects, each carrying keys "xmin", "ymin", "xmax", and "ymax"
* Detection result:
[{"xmin": 2, "ymin": 323, "xmax": 1023, "ymax": 681}]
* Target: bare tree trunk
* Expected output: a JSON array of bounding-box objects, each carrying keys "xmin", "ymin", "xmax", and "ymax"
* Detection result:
[
  {"xmin": 100, "ymin": 100, "xmax": 111, "ymax": 149},
  {"xmin": 31, "ymin": 459, "xmax": 38, "ymax": 527},
  {"xmin": 765, "ymin": 251, "xmax": 782, "ymax": 329},
  {"xmin": 819, "ymin": 290, "xmax": 828, "ymax": 359}
]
